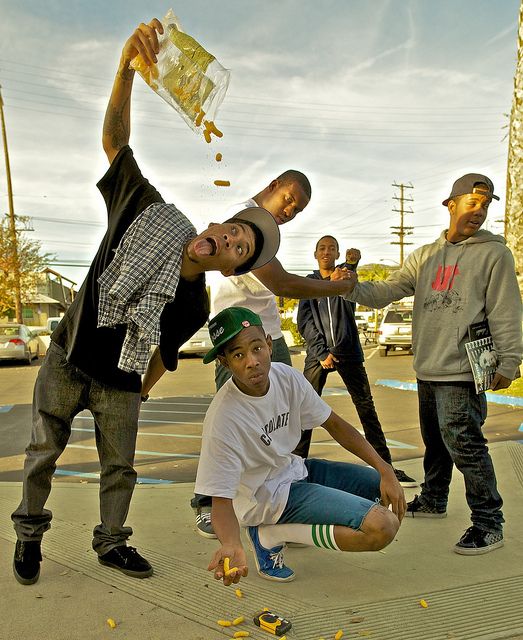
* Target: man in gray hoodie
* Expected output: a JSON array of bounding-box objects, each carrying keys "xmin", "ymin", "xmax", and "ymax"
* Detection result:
[{"xmin": 346, "ymin": 173, "xmax": 522, "ymax": 555}]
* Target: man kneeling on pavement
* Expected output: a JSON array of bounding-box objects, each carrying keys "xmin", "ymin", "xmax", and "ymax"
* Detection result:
[{"xmin": 195, "ymin": 307, "xmax": 405, "ymax": 584}]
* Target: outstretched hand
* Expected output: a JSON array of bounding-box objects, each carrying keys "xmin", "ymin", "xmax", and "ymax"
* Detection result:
[
  {"xmin": 330, "ymin": 268, "xmax": 358, "ymax": 295},
  {"xmin": 208, "ymin": 545, "xmax": 248, "ymax": 586},
  {"xmin": 122, "ymin": 18, "xmax": 164, "ymax": 66}
]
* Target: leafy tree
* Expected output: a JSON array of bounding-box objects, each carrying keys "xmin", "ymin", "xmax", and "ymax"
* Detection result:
[
  {"xmin": 357, "ymin": 263, "xmax": 392, "ymax": 281},
  {"xmin": 0, "ymin": 215, "xmax": 53, "ymax": 319}
]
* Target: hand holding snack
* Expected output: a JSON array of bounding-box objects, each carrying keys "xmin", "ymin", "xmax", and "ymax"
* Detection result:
[
  {"xmin": 208, "ymin": 546, "xmax": 248, "ymax": 586},
  {"xmin": 129, "ymin": 9, "xmax": 230, "ymax": 134},
  {"xmin": 122, "ymin": 19, "xmax": 163, "ymax": 72}
]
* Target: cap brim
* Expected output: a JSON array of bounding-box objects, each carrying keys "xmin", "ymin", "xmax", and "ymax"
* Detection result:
[
  {"xmin": 202, "ymin": 346, "xmax": 220, "ymax": 364},
  {"xmin": 232, "ymin": 207, "xmax": 280, "ymax": 274},
  {"xmin": 442, "ymin": 193, "xmax": 500, "ymax": 207}
]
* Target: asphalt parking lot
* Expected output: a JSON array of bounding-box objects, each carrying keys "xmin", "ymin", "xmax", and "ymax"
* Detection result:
[{"xmin": 1, "ymin": 345, "xmax": 521, "ymax": 485}]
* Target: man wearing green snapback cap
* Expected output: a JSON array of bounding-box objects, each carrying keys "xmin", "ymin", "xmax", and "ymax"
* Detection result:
[{"xmin": 195, "ymin": 307, "xmax": 405, "ymax": 584}]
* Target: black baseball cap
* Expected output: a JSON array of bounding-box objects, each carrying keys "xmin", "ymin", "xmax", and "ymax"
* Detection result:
[
  {"xmin": 442, "ymin": 173, "xmax": 499, "ymax": 206},
  {"xmin": 229, "ymin": 207, "xmax": 280, "ymax": 275}
]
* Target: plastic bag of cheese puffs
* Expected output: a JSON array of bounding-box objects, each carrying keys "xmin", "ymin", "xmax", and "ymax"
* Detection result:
[{"xmin": 130, "ymin": 8, "xmax": 230, "ymax": 133}]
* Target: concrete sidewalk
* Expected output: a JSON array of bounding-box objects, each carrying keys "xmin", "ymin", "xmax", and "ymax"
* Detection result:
[{"xmin": 1, "ymin": 441, "xmax": 522, "ymax": 640}]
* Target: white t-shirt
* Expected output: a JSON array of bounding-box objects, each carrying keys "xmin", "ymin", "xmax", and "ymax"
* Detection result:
[
  {"xmin": 211, "ymin": 199, "xmax": 283, "ymax": 339},
  {"xmin": 194, "ymin": 363, "xmax": 332, "ymax": 526}
]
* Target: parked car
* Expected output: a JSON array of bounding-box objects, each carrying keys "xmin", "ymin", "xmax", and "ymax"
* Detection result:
[
  {"xmin": 46, "ymin": 316, "xmax": 63, "ymax": 332},
  {"xmin": 0, "ymin": 323, "xmax": 40, "ymax": 364},
  {"xmin": 353, "ymin": 312, "xmax": 369, "ymax": 332},
  {"xmin": 378, "ymin": 305, "xmax": 413, "ymax": 356},
  {"xmin": 179, "ymin": 323, "xmax": 211, "ymax": 356}
]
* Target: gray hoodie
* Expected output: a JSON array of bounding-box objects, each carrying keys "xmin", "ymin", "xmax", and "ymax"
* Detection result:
[{"xmin": 349, "ymin": 230, "xmax": 522, "ymax": 382}]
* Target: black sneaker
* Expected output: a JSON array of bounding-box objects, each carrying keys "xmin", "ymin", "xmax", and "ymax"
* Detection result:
[
  {"xmin": 393, "ymin": 468, "xmax": 418, "ymax": 488},
  {"xmin": 194, "ymin": 506, "xmax": 217, "ymax": 539},
  {"xmin": 454, "ymin": 526, "xmax": 504, "ymax": 555},
  {"xmin": 13, "ymin": 540, "xmax": 42, "ymax": 585},
  {"xmin": 98, "ymin": 546, "xmax": 153, "ymax": 578},
  {"xmin": 406, "ymin": 494, "xmax": 447, "ymax": 518}
]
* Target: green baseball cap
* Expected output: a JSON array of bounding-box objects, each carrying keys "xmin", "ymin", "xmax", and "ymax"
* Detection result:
[{"xmin": 203, "ymin": 307, "xmax": 263, "ymax": 364}]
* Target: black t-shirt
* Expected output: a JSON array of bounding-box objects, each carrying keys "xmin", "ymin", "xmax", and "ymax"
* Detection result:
[{"xmin": 52, "ymin": 146, "xmax": 209, "ymax": 391}]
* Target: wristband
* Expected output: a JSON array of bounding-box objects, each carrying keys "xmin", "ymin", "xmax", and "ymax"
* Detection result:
[{"xmin": 140, "ymin": 394, "xmax": 149, "ymax": 403}]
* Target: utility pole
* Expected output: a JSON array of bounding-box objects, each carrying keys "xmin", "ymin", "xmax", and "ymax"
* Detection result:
[
  {"xmin": 505, "ymin": 0, "xmax": 523, "ymax": 293},
  {"xmin": 390, "ymin": 182, "xmax": 414, "ymax": 266},
  {"xmin": 0, "ymin": 85, "xmax": 22, "ymax": 322}
]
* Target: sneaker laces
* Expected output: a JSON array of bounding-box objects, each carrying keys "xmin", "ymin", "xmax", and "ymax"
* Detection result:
[
  {"xmin": 269, "ymin": 549, "xmax": 285, "ymax": 570},
  {"xmin": 199, "ymin": 511, "xmax": 212, "ymax": 525}
]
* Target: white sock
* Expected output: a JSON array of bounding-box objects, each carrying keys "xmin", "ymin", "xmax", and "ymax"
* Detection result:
[{"xmin": 257, "ymin": 523, "xmax": 340, "ymax": 551}]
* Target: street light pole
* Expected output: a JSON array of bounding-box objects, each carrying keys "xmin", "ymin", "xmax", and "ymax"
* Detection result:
[{"xmin": 0, "ymin": 85, "xmax": 22, "ymax": 322}]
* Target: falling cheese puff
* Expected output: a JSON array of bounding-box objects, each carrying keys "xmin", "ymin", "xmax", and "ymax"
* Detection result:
[
  {"xmin": 235, "ymin": 588, "xmax": 243, "ymax": 598},
  {"xmin": 232, "ymin": 616, "xmax": 245, "ymax": 626},
  {"xmin": 233, "ymin": 632, "xmax": 250, "ymax": 638},
  {"xmin": 215, "ymin": 153, "xmax": 223, "ymax": 162},
  {"xmin": 214, "ymin": 180, "xmax": 231, "ymax": 187},
  {"xmin": 217, "ymin": 620, "xmax": 232, "ymax": 627},
  {"xmin": 420, "ymin": 599, "xmax": 429, "ymax": 608},
  {"xmin": 106, "ymin": 618, "xmax": 117, "ymax": 629},
  {"xmin": 195, "ymin": 109, "xmax": 206, "ymax": 127},
  {"xmin": 204, "ymin": 119, "xmax": 224, "ymax": 139},
  {"xmin": 262, "ymin": 607, "xmax": 270, "ymax": 612},
  {"xmin": 204, "ymin": 130, "xmax": 212, "ymax": 144},
  {"xmin": 335, "ymin": 631, "xmax": 344, "ymax": 640}
]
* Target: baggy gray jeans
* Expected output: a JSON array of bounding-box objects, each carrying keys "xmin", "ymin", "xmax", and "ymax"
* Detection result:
[{"xmin": 11, "ymin": 341, "xmax": 141, "ymax": 555}]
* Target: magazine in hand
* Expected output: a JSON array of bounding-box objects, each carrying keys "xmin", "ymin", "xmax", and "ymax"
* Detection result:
[{"xmin": 464, "ymin": 320, "xmax": 498, "ymax": 393}]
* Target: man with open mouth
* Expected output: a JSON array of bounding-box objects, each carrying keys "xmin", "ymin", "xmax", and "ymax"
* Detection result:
[{"xmin": 11, "ymin": 18, "xmax": 280, "ymax": 586}]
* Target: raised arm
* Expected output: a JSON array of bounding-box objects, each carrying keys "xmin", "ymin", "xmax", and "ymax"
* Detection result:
[
  {"xmin": 102, "ymin": 19, "xmax": 164, "ymax": 164},
  {"xmin": 253, "ymin": 256, "xmax": 357, "ymax": 299}
]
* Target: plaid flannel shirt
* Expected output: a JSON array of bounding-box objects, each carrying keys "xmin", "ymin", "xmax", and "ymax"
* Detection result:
[{"xmin": 97, "ymin": 202, "xmax": 196, "ymax": 374}]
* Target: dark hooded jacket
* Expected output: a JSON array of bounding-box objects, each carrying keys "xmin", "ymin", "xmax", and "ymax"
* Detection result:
[{"xmin": 297, "ymin": 270, "xmax": 364, "ymax": 369}]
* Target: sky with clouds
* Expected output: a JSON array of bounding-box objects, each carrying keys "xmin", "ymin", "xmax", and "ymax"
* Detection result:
[{"xmin": 0, "ymin": 0, "xmax": 520, "ymax": 289}]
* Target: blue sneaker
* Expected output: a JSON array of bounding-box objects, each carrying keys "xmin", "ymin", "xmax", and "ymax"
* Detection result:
[{"xmin": 246, "ymin": 526, "xmax": 295, "ymax": 582}]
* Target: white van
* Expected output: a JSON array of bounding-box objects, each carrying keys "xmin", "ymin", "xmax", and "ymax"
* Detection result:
[{"xmin": 46, "ymin": 316, "xmax": 63, "ymax": 333}]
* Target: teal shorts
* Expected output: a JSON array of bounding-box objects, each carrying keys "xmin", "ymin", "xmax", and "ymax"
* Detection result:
[{"xmin": 278, "ymin": 458, "xmax": 380, "ymax": 530}]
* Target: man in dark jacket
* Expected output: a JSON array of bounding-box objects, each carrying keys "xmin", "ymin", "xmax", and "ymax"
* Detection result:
[{"xmin": 296, "ymin": 235, "xmax": 416, "ymax": 487}]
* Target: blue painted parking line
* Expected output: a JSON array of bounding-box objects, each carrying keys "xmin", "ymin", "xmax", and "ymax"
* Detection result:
[
  {"xmin": 67, "ymin": 444, "xmax": 199, "ymax": 459},
  {"xmin": 518, "ymin": 424, "xmax": 523, "ymax": 432},
  {"xmin": 375, "ymin": 379, "xmax": 523, "ymax": 406},
  {"xmin": 53, "ymin": 469, "xmax": 174, "ymax": 484},
  {"xmin": 0, "ymin": 405, "xmax": 14, "ymax": 413},
  {"xmin": 376, "ymin": 379, "xmax": 417, "ymax": 392}
]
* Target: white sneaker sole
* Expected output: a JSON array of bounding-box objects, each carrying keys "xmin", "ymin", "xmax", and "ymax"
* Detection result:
[
  {"xmin": 453, "ymin": 539, "xmax": 504, "ymax": 555},
  {"xmin": 196, "ymin": 527, "xmax": 217, "ymax": 540},
  {"xmin": 398, "ymin": 481, "xmax": 419, "ymax": 488}
]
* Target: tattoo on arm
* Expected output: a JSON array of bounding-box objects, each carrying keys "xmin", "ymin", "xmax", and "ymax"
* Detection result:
[{"xmin": 104, "ymin": 94, "xmax": 130, "ymax": 150}]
